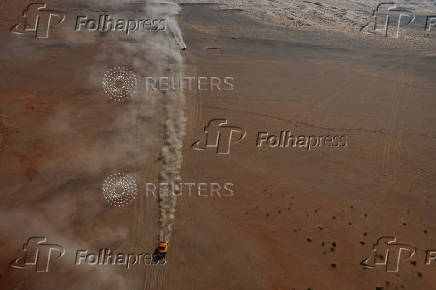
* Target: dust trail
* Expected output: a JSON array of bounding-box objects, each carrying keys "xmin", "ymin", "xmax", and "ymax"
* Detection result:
[
  {"xmin": 146, "ymin": 0, "xmax": 187, "ymax": 243},
  {"xmin": 157, "ymin": 88, "xmax": 186, "ymax": 242}
]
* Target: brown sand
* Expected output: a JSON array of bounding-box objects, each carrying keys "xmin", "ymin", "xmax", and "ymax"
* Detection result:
[{"xmin": 1, "ymin": 1, "xmax": 436, "ymax": 290}]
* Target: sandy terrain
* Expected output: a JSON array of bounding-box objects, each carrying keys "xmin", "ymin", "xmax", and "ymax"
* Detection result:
[{"xmin": 1, "ymin": 0, "xmax": 436, "ymax": 290}]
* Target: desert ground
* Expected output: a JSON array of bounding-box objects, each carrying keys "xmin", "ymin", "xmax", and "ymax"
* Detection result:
[{"xmin": 1, "ymin": 1, "xmax": 436, "ymax": 290}]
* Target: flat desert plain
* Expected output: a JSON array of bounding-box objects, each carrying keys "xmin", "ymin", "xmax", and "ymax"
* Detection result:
[{"xmin": 1, "ymin": 1, "xmax": 436, "ymax": 290}]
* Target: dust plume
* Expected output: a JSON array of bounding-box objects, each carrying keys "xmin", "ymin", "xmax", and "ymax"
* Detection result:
[
  {"xmin": 1, "ymin": 0, "xmax": 187, "ymax": 288},
  {"xmin": 144, "ymin": 0, "xmax": 187, "ymax": 243}
]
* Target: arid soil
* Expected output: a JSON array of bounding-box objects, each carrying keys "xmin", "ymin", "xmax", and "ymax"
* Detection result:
[{"xmin": 1, "ymin": 1, "xmax": 436, "ymax": 290}]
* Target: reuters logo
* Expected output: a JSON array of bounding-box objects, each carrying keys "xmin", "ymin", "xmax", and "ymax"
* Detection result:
[
  {"xmin": 102, "ymin": 172, "xmax": 137, "ymax": 207},
  {"xmin": 102, "ymin": 66, "xmax": 137, "ymax": 102}
]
